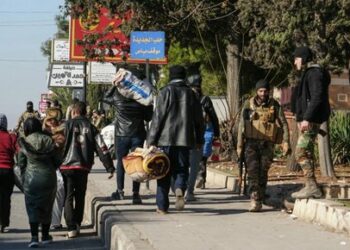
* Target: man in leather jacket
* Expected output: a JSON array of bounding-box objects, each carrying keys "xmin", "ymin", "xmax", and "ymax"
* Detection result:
[
  {"xmin": 102, "ymin": 70, "xmax": 153, "ymax": 204},
  {"xmin": 147, "ymin": 65, "xmax": 204, "ymax": 214},
  {"xmin": 60, "ymin": 101, "xmax": 115, "ymax": 238}
]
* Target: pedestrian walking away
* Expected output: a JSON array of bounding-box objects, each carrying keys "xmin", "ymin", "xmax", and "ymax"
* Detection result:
[
  {"xmin": 17, "ymin": 118, "xmax": 61, "ymax": 247},
  {"xmin": 43, "ymin": 109, "xmax": 65, "ymax": 230},
  {"xmin": 290, "ymin": 46, "xmax": 331, "ymax": 199},
  {"xmin": 185, "ymin": 63, "xmax": 220, "ymax": 201},
  {"xmin": 147, "ymin": 65, "xmax": 204, "ymax": 214},
  {"xmin": 0, "ymin": 113, "xmax": 17, "ymax": 233},
  {"xmin": 102, "ymin": 67, "xmax": 153, "ymax": 205},
  {"xmin": 60, "ymin": 101, "xmax": 115, "ymax": 239},
  {"xmin": 237, "ymin": 79, "xmax": 290, "ymax": 212}
]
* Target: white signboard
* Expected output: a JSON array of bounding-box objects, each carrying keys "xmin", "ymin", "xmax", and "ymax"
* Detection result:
[
  {"xmin": 52, "ymin": 39, "xmax": 70, "ymax": 62},
  {"xmin": 89, "ymin": 62, "xmax": 116, "ymax": 84},
  {"xmin": 49, "ymin": 63, "xmax": 85, "ymax": 88}
]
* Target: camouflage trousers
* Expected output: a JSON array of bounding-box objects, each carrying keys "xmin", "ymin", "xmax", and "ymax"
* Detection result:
[
  {"xmin": 244, "ymin": 140, "xmax": 274, "ymax": 201},
  {"xmin": 295, "ymin": 123, "xmax": 320, "ymax": 179}
]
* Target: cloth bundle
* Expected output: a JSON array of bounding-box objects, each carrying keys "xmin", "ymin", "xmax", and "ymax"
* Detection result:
[
  {"xmin": 123, "ymin": 146, "xmax": 170, "ymax": 182},
  {"xmin": 112, "ymin": 68, "xmax": 154, "ymax": 106}
]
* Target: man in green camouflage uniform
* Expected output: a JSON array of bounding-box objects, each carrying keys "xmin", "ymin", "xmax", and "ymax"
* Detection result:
[
  {"xmin": 237, "ymin": 80, "xmax": 290, "ymax": 212},
  {"xmin": 291, "ymin": 47, "xmax": 331, "ymax": 199},
  {"xmin": 15, "ymin": 101, "xmax": 41, "ymax": 137}
]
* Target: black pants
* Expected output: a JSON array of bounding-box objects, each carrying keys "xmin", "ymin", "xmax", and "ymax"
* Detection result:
[
  {"xmin": 62, "ymin": 170, "xmax": 88, "ymax": 231},
  {"xmin": 0, "ymin": 169, "xmax": 15, "ymax": 227}
]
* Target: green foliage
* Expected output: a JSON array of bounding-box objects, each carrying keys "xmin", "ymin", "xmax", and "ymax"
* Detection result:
[
  {"xmin": 157, "ymin": 42, "xmax": 226, "ymax": 96},
  {"xmin": 329, "ymin": 111, "xmax": 350, "ymax": 165},
  {"xmin": 236, "ymin": 0, "xmax": 350, "ymax": 80}
]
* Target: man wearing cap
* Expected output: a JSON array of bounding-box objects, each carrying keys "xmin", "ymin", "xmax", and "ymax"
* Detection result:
[
  {"xmin": 147, "ymin": 65, "xmax": 204, "ymax": 213},
  {"xmin": 15, "ymin": 101, "xmax": 40, "ymax": 137},
  {"xmin": 237, "ymin": 79, "xmax": 290, "ymax": 212},
  {"xmin": 291, "ymin": 46, "xmax": 331, "ymax": 199}
]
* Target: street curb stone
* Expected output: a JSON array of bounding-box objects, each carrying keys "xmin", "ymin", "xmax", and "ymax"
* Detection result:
[
  {"xmin": 293, "ymin": 199, "xmax": 350, "ymax": 235},
  {"xmin": 84, "ymin": 178, "xmax": 154, "ymax": 250},
  {"xmin": 206, "ymin": 167, "xmax": 350, "ymax": 235}
]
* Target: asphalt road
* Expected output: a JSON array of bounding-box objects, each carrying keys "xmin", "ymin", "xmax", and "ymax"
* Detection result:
[{"xmin": 0, "ymin": 187, "xmax": 105, "ymax": 250}]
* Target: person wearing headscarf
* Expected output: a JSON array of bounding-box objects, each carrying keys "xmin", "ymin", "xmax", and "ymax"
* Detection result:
[
  {"xmin": 0, "ymin": 114, "xmax": 17, "ymax": 233},
  {"xmin": 17, "ymin": 118, "xmax": 60, "ymax": 247}
]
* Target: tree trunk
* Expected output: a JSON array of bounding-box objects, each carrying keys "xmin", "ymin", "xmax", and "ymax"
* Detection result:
[
  {"xmin": 318, "ymin": 120, "xmax": 335, "ymax": 177},
  {"xmin": 226, "ymin": 43, "xmax": 240, "ymax": 118}
]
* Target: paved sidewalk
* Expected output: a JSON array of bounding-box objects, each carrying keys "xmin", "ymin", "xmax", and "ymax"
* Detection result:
[{"xmin": 88, "ymin": 162, "xmax": 350, "ymax": 250}]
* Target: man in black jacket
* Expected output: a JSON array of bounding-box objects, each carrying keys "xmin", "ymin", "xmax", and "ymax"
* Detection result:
[
  {"xmin": 291, "ymin": 46, "xmax": 331, "ymax": 199},
  {"xmin": 60, "ymin": 101, "xmax": 115, "ymax": 238},
  {"xmin": 102, "ymin": 70, "xmax": 153, "ymax": 204},
  {"xmin": 147, "ymin": 65, "xmax": 204, "ymax": 213}
]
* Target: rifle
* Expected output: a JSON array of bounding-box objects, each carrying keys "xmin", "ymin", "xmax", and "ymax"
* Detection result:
[{"xmin": 237, "ymin": 147, "xmax": 247, "ymax": 196}]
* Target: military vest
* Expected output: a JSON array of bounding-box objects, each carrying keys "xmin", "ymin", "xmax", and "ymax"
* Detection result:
[{"xmin": 244, "ymin": 97, "xmax": 283, "ymax": 144}]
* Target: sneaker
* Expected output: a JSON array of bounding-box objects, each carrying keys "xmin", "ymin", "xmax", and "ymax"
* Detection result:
[
  {"xmin": 28, "ymin": 237, "xmax": 39, "ymax": 248},
  {"xmin": 111, "ymin": 190, "xmax": 124, "ymax": 200},
  {"xmin": 1, "ymin": 226, "xmax": 9, "ymax": 233},
  {"xmin": 175, "ymin": 188, "xmax": 185, "ymax": 211},
  {"xmin": 156, "ymin": 208, "xmax": 168, "ymax": 215},
  {"xmin": 132, "ymin": 193, "xmax": 142, "ymax": 205},
  {"xmin": 67, "ymin": 230, "xmax": 78, "ymax": 238},
  {"xmin": 185, "ymin": 192, "xmax": 196, "ymax": 202},
  {"xmin": 42, "ymin": 235, "xmax": 53, "ymax": 244}
]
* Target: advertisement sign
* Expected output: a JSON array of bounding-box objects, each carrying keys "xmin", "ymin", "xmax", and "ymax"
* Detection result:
[
  {"xmin": 130, "ymin": 31, "xmax": 165, "ymax": 60},
  {"xmin": 69, "ymin": 8, "xmax": 167, "ymax": 64},
  {"xmin": 52, "ymin": 39, "xmax": 70, "ymax": 62},
  {"xmin": 39, "ymin": 101, "xmax": 49, "ymax": 114},
  {"xmin": 89, "ymin": 62, "xmax": 116, "ymax": 83},
  {"xmin": 49, "ymin": 63, "xmax": 85, "ymax": 88}
]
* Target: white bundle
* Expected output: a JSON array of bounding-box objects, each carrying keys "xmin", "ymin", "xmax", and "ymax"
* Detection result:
[{"xmin": 112, "ymin": 68, "xmax": 154, "ymax": 106}]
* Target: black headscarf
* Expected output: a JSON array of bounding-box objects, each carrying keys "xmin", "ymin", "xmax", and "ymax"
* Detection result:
[{"xmin": 23, "ymin": 117, "xmax": 42, "ymax": 137}]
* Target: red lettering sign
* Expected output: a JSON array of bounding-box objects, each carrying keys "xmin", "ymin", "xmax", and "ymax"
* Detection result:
[{"xmin": 69, "ymin": 8, "xmax": 166, "ymax": 64}]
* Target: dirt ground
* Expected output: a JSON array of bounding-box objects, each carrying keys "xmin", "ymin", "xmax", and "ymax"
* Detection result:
[{"xmin": 208, "ymin": 159, "xmax": 350, "ymax": 185}]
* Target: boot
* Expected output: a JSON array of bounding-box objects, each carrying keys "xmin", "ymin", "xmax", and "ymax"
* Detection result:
[
  {"xmin": 249, "ymin": 199, "xmax": 262, "ymax": 212},
  {"xmin": 291, "ymin": 179, "xmax": 322, "ymax": 199}
]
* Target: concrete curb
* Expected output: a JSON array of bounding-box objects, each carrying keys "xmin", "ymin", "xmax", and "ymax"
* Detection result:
[
  {"xmin": 206, "ymin": 167, "xmax": 350, "ymax": 235},
  {"xmin": 84, "ymin": 178, "xmax": 155, "ymax": 250},
  {"xmin": 293, "ymin": 199, "xmax": 350, "ymax": 235},
  {"xmin": 206, "ymin": 168, "xmax": 239, "ymax": 192}
]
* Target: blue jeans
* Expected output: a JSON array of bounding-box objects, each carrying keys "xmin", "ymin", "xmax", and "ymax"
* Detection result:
[
  {"xmin": 156, "ymin": 146, "xmax": 190, "ymax": 211},
  {"xmin": 187, "ymin": 148, "xmax": 203, "ymax": 194},
  {"xmin": 115, "ymin": 136, "xmax": 144, "ymax": 193}
]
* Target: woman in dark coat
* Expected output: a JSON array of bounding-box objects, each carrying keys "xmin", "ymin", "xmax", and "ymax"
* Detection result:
[
  {"xmin": 0, "ymin": 113, "xmax": 17, "ymax": 233},
  {"xmin": 17, "ymin": 118, "xmax": 60, "ymax": 248}
]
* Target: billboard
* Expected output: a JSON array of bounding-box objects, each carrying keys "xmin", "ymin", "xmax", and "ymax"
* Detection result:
[
  {"xmin": 52, "ymin": 39, "xmax": 70, "ymax": 62},
  {"xmin": 69, "ymin": 8, "xmax": 167, "ymax": 64},
  {"xmin": 49, "ymin": 63, "xmax": 85, "ymax": 88},
  {"xmin": 130, "ymin": 31, "xmax": 165, "ymax": 60},
  {"xmin": 89, "ymin": 62, "xmax": 116, "ymax": 84}
]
